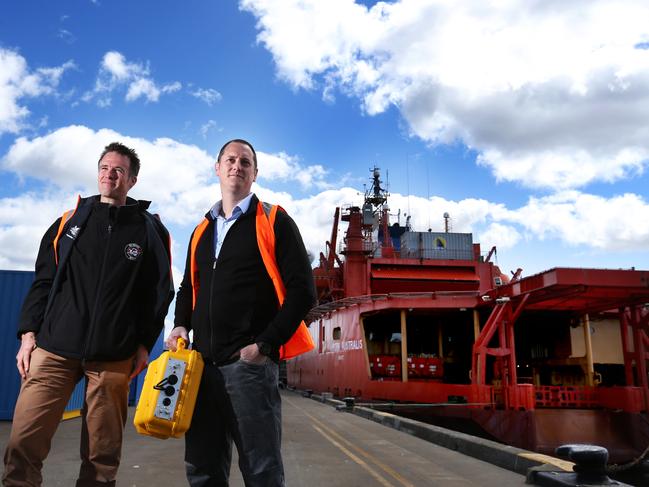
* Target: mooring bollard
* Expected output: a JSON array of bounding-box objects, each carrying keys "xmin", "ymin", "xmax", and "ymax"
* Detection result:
[
  {"xmin": 529, "ymin": 444, "xmax": 632, "ymax": 486},
  {"xmin": 555, "ymin": 444, "xmax": 610, "ymax": 484},
  {"xmin": 336, "ymin": 396, "xmax": 355, "ymax": 411}
]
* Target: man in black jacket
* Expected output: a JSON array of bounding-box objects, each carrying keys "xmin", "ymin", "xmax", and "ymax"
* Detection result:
[
  {"xmin": 166, "ymin": 139, "xmax": 315, "ymax": 487},
  {"xmin": 3, "ymin": 142, "xmax": 174, "ymax": 487}
]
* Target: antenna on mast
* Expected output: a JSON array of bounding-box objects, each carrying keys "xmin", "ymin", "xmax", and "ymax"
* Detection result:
[
  {"xmin": 426, "ymin": 158, "xmax": 431, "ymax": 232},
  {"xmin": 406, "ymin": 153, "xmax": 411, "ymax": 217},
  {"xmin": 443, "ymin": 212, "xmax": 452, "ymax": 233}
]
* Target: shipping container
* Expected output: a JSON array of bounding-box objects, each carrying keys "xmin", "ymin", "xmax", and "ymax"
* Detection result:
[
  {"xmin": 62, "ymin": 381, "xmax": 86, "ymax": 420},
  {"xmin": 129, "ymin": 331, "xmax": 165, "ymax": 405},
  {"xmin": 1, "ymin": 270, "xmax": 102, "ymax": 420},
  {"xmin": 400, "ymin": 232, "xmax": 474, "ymax": 260},
  {"xmin": 0, "ymin": 271, "xmax": 34, "ymax": 420}
]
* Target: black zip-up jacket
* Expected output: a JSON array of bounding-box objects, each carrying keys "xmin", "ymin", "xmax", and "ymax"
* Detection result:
[
  {"xmin": 174, "ymin": 195, "xmax": 316, "ymax": 365},
  {"xmin": 18, "ymin": 195, "xmax": 174, "ymax": 361}
]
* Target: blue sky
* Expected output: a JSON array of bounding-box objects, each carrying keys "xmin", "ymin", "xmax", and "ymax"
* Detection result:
[{"xmin": 1, "ymin": 0, "xmax": 649, "ymax": 292}]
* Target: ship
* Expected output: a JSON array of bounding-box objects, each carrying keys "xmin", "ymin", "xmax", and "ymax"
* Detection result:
[{"xmin": 287, "ymin": 167, "xmax": 649, "ymax": 463}]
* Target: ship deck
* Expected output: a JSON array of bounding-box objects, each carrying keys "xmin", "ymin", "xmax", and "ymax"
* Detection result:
[{"xmin": 0, "ymin": 389, "xmax": 537, "ymax": 486}]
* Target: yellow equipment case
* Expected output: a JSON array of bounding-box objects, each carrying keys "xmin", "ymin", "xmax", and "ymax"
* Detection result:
[{"xmin": 134, "ymin": 338, "xmax": 204, "ymax": 439}]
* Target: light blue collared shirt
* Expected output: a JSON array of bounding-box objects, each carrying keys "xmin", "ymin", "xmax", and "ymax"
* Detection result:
[{"xmin": 209, "ymin": 192, "xmax": 254, "ymax": 259}]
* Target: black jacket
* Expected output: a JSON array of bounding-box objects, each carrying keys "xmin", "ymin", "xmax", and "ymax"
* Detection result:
[
  {"xmin": 19, "ymin": 195, "xmax": 174, "ymax": 361},
  {"xmin": 174, "ymin": 195, "xmax": 316, "ymax": 364}
]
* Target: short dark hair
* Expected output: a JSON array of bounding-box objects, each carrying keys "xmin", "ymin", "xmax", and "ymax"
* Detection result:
[
  {"xmin": 98, "ymin": 142, "xmax": 141, "ymax": 176},
  {"xmin": 217, "ymin": 139, "xmax": 257, "ymax": 169}
]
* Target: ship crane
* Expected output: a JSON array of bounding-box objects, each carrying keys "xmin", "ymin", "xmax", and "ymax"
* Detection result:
[{"xmin": 485, "ymin": 246, "xmax": 496, "ymax": 263}]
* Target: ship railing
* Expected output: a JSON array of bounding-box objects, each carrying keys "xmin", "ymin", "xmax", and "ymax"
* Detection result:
[
  {"xmin": 399, "ymin": 248, "xmax": 475, "ymax": 261},
  {"xmin": 338, "ymin": 239, "xmax": 376, "ymax": 254},
  {"xmin": 363, "ymin": 240, "xmax": 376, "ymax": 253},
  {"xmin": 535, "ymin": 385, "xmax": 648, "ymax": 412},
  {"xmin": 490, "ymin": 384, "xmax": 535, "ymax": 410},
  {"xmin": 535, "ymin": 386, "xmax": 598, "ymax": 408}
]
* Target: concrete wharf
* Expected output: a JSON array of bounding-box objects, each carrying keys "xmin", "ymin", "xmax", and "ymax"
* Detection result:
[{"xmin": 0, "ymin": 389, "xmax": 548, "ymax": 486}]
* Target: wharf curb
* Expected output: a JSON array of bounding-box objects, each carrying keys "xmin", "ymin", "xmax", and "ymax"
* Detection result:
[{"xmin": 295, "ymin": 388, "xmax": 574, "ymax": 482}]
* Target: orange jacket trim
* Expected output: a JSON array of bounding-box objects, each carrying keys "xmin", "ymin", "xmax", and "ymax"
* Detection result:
[{"xmin": 52, "ymin": 195, "xmax": 81, "ymax": 266}]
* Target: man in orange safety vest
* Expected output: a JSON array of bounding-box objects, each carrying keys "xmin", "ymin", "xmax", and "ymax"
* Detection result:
[{"xmin": 166, "ymin": 138, "xmax": 315, "ymax": 487}]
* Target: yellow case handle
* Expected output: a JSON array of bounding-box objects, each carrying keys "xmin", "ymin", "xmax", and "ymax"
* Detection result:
[{"xmin": 176, "ymin": 337, "xmax": 187, "ymax": 351}]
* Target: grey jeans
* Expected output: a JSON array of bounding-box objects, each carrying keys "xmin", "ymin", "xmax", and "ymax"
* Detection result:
[{"xmin": 185, "ymin": 357, "xmax": 284, "ymax": 487}]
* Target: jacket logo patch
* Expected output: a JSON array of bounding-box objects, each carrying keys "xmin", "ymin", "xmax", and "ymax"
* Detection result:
[
  {"xmin": 66, "ymin": 226, "xmax": 80, "ymax": 240},
  {"xmin": 124, "ymin": 243, "xmax": 143, "ymax": 261}
]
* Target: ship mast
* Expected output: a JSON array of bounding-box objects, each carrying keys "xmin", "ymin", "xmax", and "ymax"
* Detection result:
[{"xmin": 362, "ymin": 167, "xmax": 394, "ymax": 256}]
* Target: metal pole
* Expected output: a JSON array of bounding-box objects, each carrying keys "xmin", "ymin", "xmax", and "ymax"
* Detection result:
[
  {"xmin": 360, "ymin": 316, "xmax": 372, "ymax": 379},
  {"xmin": 619, "ymin": 307, "xmax": 633, "ymax": 386},
  {"xmin": 472, "ymin": 309, "xmax": 480, "ymax": 386},
  {"xmin": 401, "ymin": 309, "xmax": 408, "ymax": 383},
  {"xmin": 582, "ymin": 314, "xmax": 595, "ymax": 387},
  {"xmin": 631, "ymin": 307, "xmax": 649, "ymax": 410}
]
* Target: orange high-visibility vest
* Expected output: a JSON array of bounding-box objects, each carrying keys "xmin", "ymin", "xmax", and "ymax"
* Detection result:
[{"xmin": 189, "ymin": 201, "xmax": 314, "ymax": 360}]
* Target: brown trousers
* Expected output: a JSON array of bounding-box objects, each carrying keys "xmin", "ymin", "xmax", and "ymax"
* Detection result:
[{"xmin": 2, "ymin": 348, "xmax": 132, "ymax": 487}]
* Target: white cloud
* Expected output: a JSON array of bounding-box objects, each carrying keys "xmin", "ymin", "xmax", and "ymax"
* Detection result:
[
  {"xmin": 2, "ymin": 127, "xmax": 648, "ymax": 275},
  {"xmin": 0, "ymin": 191, "xmax": 74, "ymax": 269},
  {"xmin": 1, "ymin": 125, "xmax": 215, "ymax": 225},
  {"xmin": 0, "ymin": 126, "xmax": 344, "ymax": 229},
  {"xmin": 254, "ymin": 186, "xmax": 361, "ymax": 257},
  {"xmin": 513, "ymin": 191, "xmax": 649, "ymax": 250},
  {"xmin": 257, "ymin": 151, "xmax": 330, "ymax": 189},
  {"xmin": 85, "ymin": 51, "xmax": 181, "ymax": 105},
  {"xmin": 102, "ymin": 51, "xmax": 140, "ymax": 81},
  {"xmin": 191, "ymin": 88, "xmax": 222, "ymax": 106},
  {"xmin": 0, "ymin": 48, "xmax": 74, "ymax": 134},
  {"xmin": 255, "ymin": 187, "xmax": 649, "ymax": 275},
  {"xmin": 384, "ymin": 190, "xmax": 649, "ymax": 254},
  {"xmin": 57, "ymin": 29, "xmax": 76, "ymax": 44},
  {"xmin": 200, "ymin": 120, "xmax": 219, "ymax": 139},
  {"xmin": 385, "ymin": 193, "xmax": 509, "ymax": 237},
  {"xmin": 479, "ymin": 223, "xmax": 521, "ymax": 252},
  {"xmin": 126, "ymin": 78, "xmax": 159, "ymax": 102},
  {"xmin": 240, "ymin": 0, "xmax": 649, "ymax": 189},
  {"xmin": 163, "ymin": 81, "xmax": 182, "ymax": 94}
]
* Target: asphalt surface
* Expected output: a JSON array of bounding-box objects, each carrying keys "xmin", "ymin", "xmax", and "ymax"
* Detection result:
[{"xmin": 0, "ymin": 389, "xmax": 534, "ymax": 486}]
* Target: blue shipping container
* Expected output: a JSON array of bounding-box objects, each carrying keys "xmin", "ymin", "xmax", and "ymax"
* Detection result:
[
  {"xmin": 0, "ymin": 271, "xmax": 34, "ymax": 420},
  {"xmin": 65, "ymin": 380, "xmax": 86, "ymax": 413},
  {"xmin": 1, "ymin": 270, "xmax": 90, "ymax": 420},
  {"xmin": 129, "ymin": 331, "xmax": 165, "ymax": 406}
]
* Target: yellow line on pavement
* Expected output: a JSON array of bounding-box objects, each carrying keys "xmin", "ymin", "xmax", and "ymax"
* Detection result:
[
  {"xmin": 311, "ymin": 424, "xmax": 394, "ymax": 487},
  {"xmin": 285, "ymin": 397, "xmax": 415, "ymax": 487}
]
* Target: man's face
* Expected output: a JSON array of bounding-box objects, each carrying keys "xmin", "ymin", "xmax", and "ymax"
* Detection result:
[
  {"xmin": 215, "ymin": 142, "xmax": 257, "ymax": 196},
  {"xmin": 98, "ymin": 151, "xmax": 137, "ymax": 204}
]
